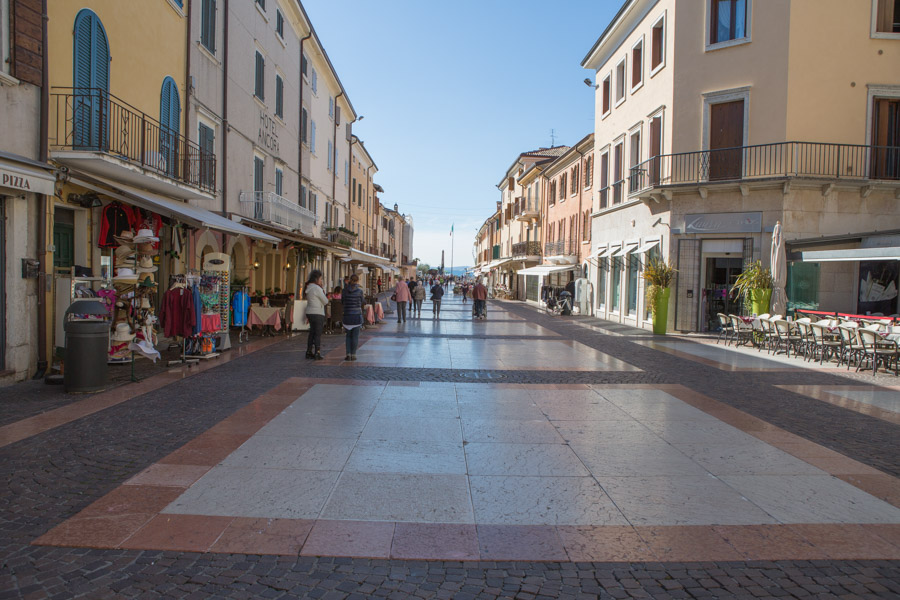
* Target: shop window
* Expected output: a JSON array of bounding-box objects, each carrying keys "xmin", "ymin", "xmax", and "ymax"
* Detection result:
[
  {"xmin": 786, "ymin": 262, "xmax": 820, "ymax": 313},
  {"xmin": 597, "ymin": 258, "xmax": 607, "ymax": 308},
  {"xmin": 611, "ymin": 256, "xmax": 622, "ymax": 312},
  {"xmin": 643, "ymin": 245, "xmax": 660, "ymax": 320},
  {"xmin": 627, "ymin": 253, "xmax": 640, "ymax": 315}
]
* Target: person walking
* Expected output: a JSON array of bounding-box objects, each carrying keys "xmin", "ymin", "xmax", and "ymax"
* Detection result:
[
  {"xmin": 412, "ymin": 280, "xmax": 426, "ymax": 317},
  {"xmin": 377, "ymin": 277, "xmax": 382, "ymax": 293},
  {"xmin": 430, "ymin": 280, "xmax": 444, "ymax": 318},
  {"xmin": 472, "ymin": 278, "xmax": 487, "ymax": 319},
  {"xmin": 394, "ymin": 278, "xmax": 411, "ymax": 323},
  {"xmin": 342, "ymin": 274, "xmax": 365, "ymax": 361},
  {"xmin": 303, "ymin": 270, "xmax": 328, "ymax": 360},
  {"xmin": 408, "ymin": 277, "xmax": 417, "ymax": 297},
  {"xmin": 461, "ymin": 282, "xmax": 469, "ymax": 303}
]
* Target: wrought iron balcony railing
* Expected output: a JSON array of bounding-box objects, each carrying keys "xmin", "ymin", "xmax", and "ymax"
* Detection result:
[
  {"xmin": 51, "ymin": 87, "xmax": 216, "ymax": 194},
  {"xmin": 628, "ymin": 141, "xmax": 900, "ymax": 197},
  {"xmin": 239, "ymin": 191, "xmax": 318, "ymax": 235},
  {"xmin": 512, "ymin": 241, "xmax": 542, "ymax": 257},
  {"xmin": 544, "ymin": 239, "xmax": 577, "ymax": 256}
]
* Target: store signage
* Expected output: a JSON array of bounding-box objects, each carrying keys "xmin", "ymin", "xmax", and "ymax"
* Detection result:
[
  {"xmin": 684, "ymin": 212, "xmax": 761, "ymax": 234},
  {"xmin": 258, "ymin": 110, "xmax": 280, "ymax": 155},
  {"xmin": 0, "ymin": 166, "xmax": 55, "ymax": 195}
]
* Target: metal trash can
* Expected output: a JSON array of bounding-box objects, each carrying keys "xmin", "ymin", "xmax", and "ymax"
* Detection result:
[{"xmin": 63, "ymin": 300, "xmax": 110, "ymax": 393}]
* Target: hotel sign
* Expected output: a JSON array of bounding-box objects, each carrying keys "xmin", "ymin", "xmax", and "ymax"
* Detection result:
[
  {"xmin": 258, "ymin": 110, "xmax": 280, "ymax": 155},
  {"xmin": 0, "ymin": 165, "xmax": 55, "ymax": 196},
  {"xmin": 684, "ymin": 212, "xmax": 761, "ymax": 234}
]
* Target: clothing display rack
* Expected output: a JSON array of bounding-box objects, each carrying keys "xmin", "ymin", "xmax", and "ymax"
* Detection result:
[{"xmin": 180, "ymin": 271, "xmax": 227, "ymax": 360}]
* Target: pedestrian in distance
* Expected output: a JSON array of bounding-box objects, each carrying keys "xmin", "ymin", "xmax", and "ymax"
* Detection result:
[
  {"xmin": 377, "ymin": 277, "xmax": 382, "ymax": 293},
  {"xmin": 430, "ymin": 280, "xmax": 444, "ymax": 318},
  {"xmin": 342, "ymin": 274, "xmax": 365, "ymax": 361},
  {"xmin": 461, "ymin": 282, "xmax": 469, "ymax": 303},
  {"xmin": 472, "ymin": 278, "xmax": 487, "ymax": 320},
  {"xmin": 408, "ymin": 278, "xmax": 417, "ymax": 297},
  {"xmin": 412, "ymin": 279, "xmax": 426, "ymax": 317},
  {"xmin": 303, "ymin": 270, "xmax": 328, "ymax": 360},
  {"xmin": 393, "ymin": 278, "xmax": 411, "ymax": 323}
]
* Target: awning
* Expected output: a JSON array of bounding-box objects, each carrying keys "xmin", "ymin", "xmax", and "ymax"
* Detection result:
[
  {"xmin": 234, "ymin": 216, "xmax": 341, "ymax": 252},
  {"xmin": 635, "ymin": 239, "xmax": 660, "ymax": 254},
  {"xmin": 517, "ymin": 264, "xmax": 577, "ymax": 276},
  {"xmin": 0, "ymin": 151, "xmax": 57, "ymax": 195},
  {"xmin": 796, "ymin": 247, "xmax": 900, "ymax": 262},
  {"xmin": 611, "ymin": 243, "xmax": 638, "ymax": 257},
  {"xmin": 340, "ymin": 248, "xmax": 392, "ymax": 266},
  {"xmin": 589, "ymin": 245, "xmax": 611, "ymax": 259},
  {"xmin": 73, "ymin": 174, "xmax": 280, "ymax": 243}
]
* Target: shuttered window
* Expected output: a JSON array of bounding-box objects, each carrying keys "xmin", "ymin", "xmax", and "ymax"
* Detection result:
[
  {"xmin": 276, "ymin": 10, "xmax": 284, "ymax": 38},
  {"xmin": 73, "ymin": 9, "xmax": 110, "ymax": 150},
  {"xmin": 275, "ymin": 168, "xmax": 283, "ymax": 196},
  {"xmin": 253, "ymin": 156, "xmax": 264, "ymax": 192},
  {"xmin": 254, "ymin": 51, "xmax": 265, "ymax": 100},
  {"xmin": 311, "ymin": 68, "xmax": 317, "ymax": 94},
  {"xmin": 301, "ymin": 53, "xmax": 308, "ymax": 78},
  {"xmin": 310, "ymin": 120, "xmax": 316, "ymax": 154},
  {"xmin": 275, "ymin": 74, "xmax": 283, "ymax": 118},
  {"xmin": 159, "ymin": 77, "xmax": 181, "ymax": 176},
  {"xmin": 327, "ymin": 140, "xmax": 333, "ymax": 171},
  {"xmin": 199, "ymin": 123, "xmax": 215, "ymax": 189},
  {"xmin": 200, "ymin": 0, "xmax": 216, "ymax": 53},
  {"xmin": 301, "ymin": 107, "xmax": 308, "ymax": 143}
]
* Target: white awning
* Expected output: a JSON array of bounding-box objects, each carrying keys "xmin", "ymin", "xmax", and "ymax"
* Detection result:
[
  {"xmin": 73, "ymin": 174, "xmax": 280, "ymax": 243},
  {"xmin": 0, "ymin": 153, "xmax": 57, "ymax": 196},
  {"xmin": 797, "ymin": 247, "xmax": 900, "ymax": 262},
  {"xmin": 592, "ymin": 246, "xmax": 614, "ymax": 259},
  {"xmin": 487, "ymin": 258, "xmax": 513, "ymax": 269},
  {"xmin": 517, "ymin": 264, "xmax": 577, "ymax": 276},
  {"xmin": 343, "ymin": 248, "xmax": 393, "ymax": 266},
  {"xmin": 611, "ymin": 243, "xmax": 638, "ymax": 257},
  {"xmin": 635, "ymin": 239, "xmax": 660, "ymax": 254}
]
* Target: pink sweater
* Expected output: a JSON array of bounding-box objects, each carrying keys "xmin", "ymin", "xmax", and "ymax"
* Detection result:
[{"xmin": 394, "ymin": 281, "xmax": 411, "ymax": 302}]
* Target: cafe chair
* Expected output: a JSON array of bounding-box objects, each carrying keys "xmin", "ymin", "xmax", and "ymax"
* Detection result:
[
  {"xmin": 856, "ymin": 328, "xmax": 899, "ymax": 376},
  {"xmin": 809, "ymin": 322, "xmax": 842, "ymax": 365},
  {"xmin": 716, "ymin": 313, "xmax": 734, "ymax": 345},
  {"xmin": 728, "ymin": 314, "xmax": 754, "ymax": 347},
  {"xmin": 772, "ymin": 319, "xmax": 803, "ymax": 357}
]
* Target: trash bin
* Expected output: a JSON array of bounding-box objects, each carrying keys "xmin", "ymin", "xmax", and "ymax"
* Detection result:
[
  {"xmin": 558, "ymin": 291, "xmax": 573, "ymax": 316},
  {"xmin": 63, "ymin": 300, "xmax": 110, "ymax": 393}
]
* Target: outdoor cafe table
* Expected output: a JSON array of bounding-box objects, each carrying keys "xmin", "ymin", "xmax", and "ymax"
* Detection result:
[{"xmin": 248, "ymin": 306, "xmax": 282, "ymax": 334}]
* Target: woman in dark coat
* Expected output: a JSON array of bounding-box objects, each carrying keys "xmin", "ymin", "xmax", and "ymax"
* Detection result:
[{"xmin": 341, "ymin": 274, "xmax": 365, "ymax": 361}]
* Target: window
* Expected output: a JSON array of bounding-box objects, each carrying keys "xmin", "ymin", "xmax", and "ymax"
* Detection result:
[
  {"xmin": 255, "ymin": 0, "xmax": 265, "ymax": 11},
  {"xmin": 310, "ymin": 120, "xmax": 316, "ymax": 154},
  {"xmin": 199, "ymin": 122, "xmax": 215, "ymax": 190},
  {"xmin": 644, "ymin": 245, "xmax": 661, "ymax": 320},
  {"xmin": 253, "ymin": 155, "xmax": 264, "ymax": 191},
  {"xmin": 301, "ymin": 107, "xmax": 308, "ymax": 143},
  {"xmin": 582, "ymin": 211, "xmax": 590, "ymax": 242},
  {"xmin": 599, "ymin": 151, "xmax": 609, "ymax": 209},
  {"xmin": 275, "ymin": 74, "xmax": 283, "ymax": 118},
  {"xmin": 584, "ymin": 156, "xmax": 593, "ymax": 188},
  {"xmin": 709, "ymin": 0, "xmax": 748, "ymax": 46},
  {"xmin": 627, "ymin": 252, "xmax": 639, "ymax": 315},
  {"xmin": 159, "ymin": 77, "xmax": 181, "ymax": 176},
  {"xmin": 874, "ymin": 0, "xmax": 900, "ymax": 34},
  {"xmin": 651, "ymin": 15, "xmax": 665, "ymax": 71},
  {"xmin": 613, "ymin": 142, "xmax": 624, "ymax": 204},
  {"xmin": 275, "ymin": 167, "xmax": 283, "ymax": 196},
  {"xmin": 200, "ymin": 0, "xmax": 216, "ymax": 54},
  {"xmin": 311, "ymin": 68, "xmax": 318, "ymax": 94},
  {"xmin": 275, "ymin": 9, "xmax": 284, "ymax": 38},
  {"xmin": 309, "ymin": 191, "xmax": 317, "ymax": 214},
  {"xmin": 548, "ymin": 181, "xmax": 556, "ymax": 205},
  {"xmin": 328, "ymin": 97, "xmax": 334, "ymax": 119},
  {"xmin": 559, "ymin": 173, "xmax": 567, "ymax": 200},
  {"xmin": 611, "ymin": 256, "xmax": 622, "ymax": 312},
  {"xmin": 345, "ymin": 162, "xmax": 349, "ymax": 186},
  {"xmin": 358, "ymin": 182, "xmax": 363, "ymax": 206},
  {"xmin": 631, "ymin": 39, "xmax": 643, "ymax": 89},
  {"xmin": 570, "ymin": 166, "xmax": 578, "ymax": 195},
  {"xmin": 301, "ymin": 52, "xmax": 308, "ymax": 78},
  {"xmin": 602, "ymin": 74, "xmax": 611, "ymax": 115},
  {"xmin": 615, "ymin": 59, "xmax": 626, "ymax": 104},
  {"xmin": 629, "ymin": 130, "xmax": 641, "ymax": 193},
  {"xmin": 327, "ymin": 140, "xmax": 333, "ymax": 171},
  {"xmin": 254, "ymin": 51, "xmax": 265, "ymax": 100},
  {"xmin": 597, "ymin": 257, "xmax": 607, "ymax": 308},
  {"xmin": 351, "ymin": 178, "xmax": 356, "ymax": 204},
  {"xmin": 72, "ymin": 9, "xmax": 110, "ymax": 150},
  {"xmin": 301, "ymin": 184, "xmax": 308, "ymax": 208}
]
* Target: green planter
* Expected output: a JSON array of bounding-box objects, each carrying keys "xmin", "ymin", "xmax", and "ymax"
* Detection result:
[
  {"xmin": 652, "ymin": 287, "xmax": 671, "ymax": 335},
  {"xmin": 749, "ymin": 288, "xmax": 772, "ymax": 316}
]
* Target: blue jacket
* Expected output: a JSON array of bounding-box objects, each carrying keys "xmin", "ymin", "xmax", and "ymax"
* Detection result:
[{"xmin": 341, "ymin": 283, "xmax": 365, "ymax": 326}]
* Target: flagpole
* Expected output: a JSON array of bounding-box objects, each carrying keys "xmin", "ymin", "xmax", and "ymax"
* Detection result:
[{"xmin": 450, "ymin": 225, "xmax": 454, "ymax": 281}]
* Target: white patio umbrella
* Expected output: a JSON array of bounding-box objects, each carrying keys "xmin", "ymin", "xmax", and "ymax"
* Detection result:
[{"xmin": 770, "ymin": 220, "xmax": 788, "ymax": 316}]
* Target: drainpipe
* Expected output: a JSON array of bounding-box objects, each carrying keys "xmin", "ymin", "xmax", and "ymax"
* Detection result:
[
  {"xmin": 332, "ymin": 91, "xmax": 343, "ymax": 222},
  {"xmin": 221, "ymin": 0, "xmax": 229, "ymax": 214},
  {"xmin": 575, "ymin": 147, "xmax": 586, "ymax": 264},
  {"xmin": 295, "ymin": 33, "xmax": 311, "ymax": 297},
  {"xmin": 184, "ymin": 0, "xmax": 191, "ymax": 191},
  {"xmin": 34, "ymin": 0, "xmax": 50, "ymax": 378}
]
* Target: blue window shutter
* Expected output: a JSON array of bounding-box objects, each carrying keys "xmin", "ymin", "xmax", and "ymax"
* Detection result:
[
  {"xmin": 73, "ymin": 9, "xmax": 110, "ymax": 150},
  {"xmin": 311, "ymin": 121, "xmax": 316, "ymax": 153},
  {"xmin": 160, "ymin": 77, "xmax": 180, "ymax": 136}
]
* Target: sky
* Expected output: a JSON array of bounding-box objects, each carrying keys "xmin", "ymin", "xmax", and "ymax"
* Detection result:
[{"xmin": 302, "ymin": 0, "xmax": 620, "ymax": 269}]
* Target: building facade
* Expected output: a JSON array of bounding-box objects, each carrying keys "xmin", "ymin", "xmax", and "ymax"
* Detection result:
[{"xmin": 584, "ymin": 0, "xmax": 900, "ymax": 332}]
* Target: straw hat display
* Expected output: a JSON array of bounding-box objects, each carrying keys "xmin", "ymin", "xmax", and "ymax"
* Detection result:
[
  {"xmin": 111, "ymin": 323, "xmax": 135, "ymax": 343},
  {"xmin": 115, "ymin": 244, "xmax": 135, "ymax": 259},
  {"xmin": 133, "ymin": 228, "xmax": 160, "ymax": 243},
  {"xmin": 138, "ymin": 276, "xmax": 157, "ymax": 289},
  {"xmin": 113, "ymin": 267, "xmax": 139, "ymax": 283},
  {"xmin": 137, "ymin": 256, "xmax": 157, "ymax": 273},
  {"xmin": 113, "ymin": 230, "xmax": 136, "ymax": 246},
  {"xmin": 136, "ymin": 241, "xmax": 158, "ymax": 256}
]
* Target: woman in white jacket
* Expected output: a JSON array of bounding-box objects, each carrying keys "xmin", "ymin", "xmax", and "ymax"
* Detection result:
[{"xmin": 304, "ymin": 270, "xmax": 328, "ymax": 360}]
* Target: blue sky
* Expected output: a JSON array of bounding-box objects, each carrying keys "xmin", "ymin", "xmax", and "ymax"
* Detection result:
[{"xmin": 303, "ymin": 0, "xmax": 619, "ymax": 268}]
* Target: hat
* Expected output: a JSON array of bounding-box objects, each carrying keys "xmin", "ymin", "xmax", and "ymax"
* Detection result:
[
  {"xmin": 136, "ymin": 242, "xmax": 158, "ymax": 256},
  {"xmin": 138, "ymin": 276, "xmax": 157, "ymax": 288},
  {"xmin": 115, "ymin": 244, "xmax": 134, "ymax": 258},
  {"xmin": 113, "ymin": 230, "xmax": 135, "ymax": 246},
  {"xmin": 137, "ymin": 256, "xmax": 157, "ymax": 273},
  {"xmin": 133, "ymin": 228, "xmax": 159, "ymax": 243},
  {"xmin": 111, "ymin": 322, "xmax": 135, "ymax": 342},
  {"xmin": 113, "ymin": 267, "xmax": 139, "ymax": 282}
]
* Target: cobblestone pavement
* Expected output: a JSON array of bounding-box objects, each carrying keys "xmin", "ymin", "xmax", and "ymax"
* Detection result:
[{"xmin": 1, "ymin": 294, "xmax": 899, "ymax": 598}]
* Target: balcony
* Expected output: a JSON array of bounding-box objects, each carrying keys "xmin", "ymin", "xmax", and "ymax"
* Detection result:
[
  {"xmin": 628, "ymin": 141, "xmax": 900, "ymax": 198},
  {"xmin": 239, "ymin": 191, "xmax": 318, "ymax": 236},
  {"xmin": 544, "ymin": 239, "xmax": 578, "ymax": 264},
  {"xmin": 515, "ymin": 198, "xmax": 541, "ymax": 222},
  {"xmin": 51, "ymin": 88, "xmax": 215, "ymax": 198},
  {"xmin": 320, "ymin": 224, "xmax": 356, "ymax": 247},
  {"xmin": 511, "ymin": 241, "xmax": 542, "ymax": 260}
]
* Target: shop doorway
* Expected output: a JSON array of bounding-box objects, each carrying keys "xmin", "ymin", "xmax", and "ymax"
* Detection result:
[
  {"xmin": 53, "ymin": 209, "xmax": 75, "ymax": 272},
  {"xmin": 703, "ymin": 256, "xmax": 743, "ymax": 331}
]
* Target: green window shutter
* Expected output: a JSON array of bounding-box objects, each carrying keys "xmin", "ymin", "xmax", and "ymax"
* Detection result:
[
  {"xmin": 255, "ymin": 52, "xmax": 265, "ymax": 100},
  {"xmin": 201, "ymin": 0, "xmax": 216, "ymax": 53}
]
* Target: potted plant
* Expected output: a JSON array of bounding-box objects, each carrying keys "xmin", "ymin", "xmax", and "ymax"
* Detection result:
[
  {"xmin": 731, "ymin": 260, "xmax": 774, "ymax": 316},
  {"xmin": 643, "ymin": 257, "xmax": 677, "ymax": 335}
]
